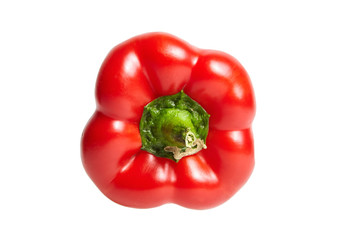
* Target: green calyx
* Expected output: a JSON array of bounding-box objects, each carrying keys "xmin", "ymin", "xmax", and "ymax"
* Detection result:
[{"xmin": 139, "ymin": 90, "xmax": 210, "ymax": 162}]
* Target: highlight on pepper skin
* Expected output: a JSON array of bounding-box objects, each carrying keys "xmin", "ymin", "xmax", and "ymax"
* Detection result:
[{"xmin": 81, "ymin": 32, "xmax": 255, "ymax": 209}]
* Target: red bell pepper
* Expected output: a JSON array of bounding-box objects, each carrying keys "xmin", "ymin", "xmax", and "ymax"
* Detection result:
[{"xmin": 81, "ymin": 32, "xmax": 256, "ymax": 209}]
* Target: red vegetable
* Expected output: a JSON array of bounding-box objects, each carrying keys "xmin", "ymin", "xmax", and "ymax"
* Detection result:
[{"xmin": 81, "ymin": 32, "xmax": 256, "ymax": 209}]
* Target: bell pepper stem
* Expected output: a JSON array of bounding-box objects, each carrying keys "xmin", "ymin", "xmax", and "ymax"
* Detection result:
[{"xmin": 140, "ymin": 91, "xmax": 210, "ymax": 162}]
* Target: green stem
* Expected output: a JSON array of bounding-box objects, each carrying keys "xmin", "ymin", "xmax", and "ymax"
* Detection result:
[{"xmin": 139, "ymin": 90, "xmax": 210, "ymax": 162}]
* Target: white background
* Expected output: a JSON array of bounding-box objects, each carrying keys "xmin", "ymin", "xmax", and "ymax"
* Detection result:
[{"xmin": 1, "ymin": 0, "xmax": 359, "ymax": 239}]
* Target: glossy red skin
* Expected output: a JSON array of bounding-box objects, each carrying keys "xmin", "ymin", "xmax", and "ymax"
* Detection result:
[{"xmin": 81, "ymin": 32, "xmax": 256, "ymax": 209}]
